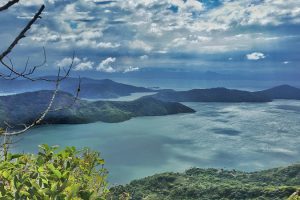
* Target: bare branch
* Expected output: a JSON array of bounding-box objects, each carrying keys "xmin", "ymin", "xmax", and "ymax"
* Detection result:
[
  {"xmin": 0, "ymin": 3, "xmax": 80, "ymax": 141},
  {"xmin": 0, "ymin": 5, "xmax": 45, "ymax": 61},
  {"xmin": 0, "ymin": 0, "xmax": 19, "ymax": 12},
  {"xmin": 0, "ymin": 47, "xmax": 48, "ymax": 81},
  {"xmin": 50, "ymin": 76, "xmax": 82, "ymax": 112},
  {"xmin": 3, "ymin": 72, "xmax": 61, "ymax": 136}
]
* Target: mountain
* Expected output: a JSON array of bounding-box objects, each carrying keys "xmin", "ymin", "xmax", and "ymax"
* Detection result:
[
  {"xmin": 256, "ymin": 85, "xmax": 300, "ymax": 100},
  {"xmin": 109, "ymin": 164, "xmax": 300, "ymax": 200},
  {"xmin": 150, "ymin": 88, "xmax": 272, "ymax": 102},
  {"xmin": 149, "ymin": 85, "xmax": 300, "ymax": 103},
  {"xmin": 0, "ymin": 90, "xmax": 195, "ymax": 127},
  {"xmin": 0, "ymin": 77, "xmax": 153, "ymax": 99}
]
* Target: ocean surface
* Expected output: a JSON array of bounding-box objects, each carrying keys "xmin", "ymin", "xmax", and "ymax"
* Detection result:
[{"xmin": 13, "ymin": 99, "xmax": 300, "ymax": 185}]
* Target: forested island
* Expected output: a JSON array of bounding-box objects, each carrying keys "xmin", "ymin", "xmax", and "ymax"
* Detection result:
[{"xmin": 0, "ymin": 90, "xmax": 195, "ymax": 127}]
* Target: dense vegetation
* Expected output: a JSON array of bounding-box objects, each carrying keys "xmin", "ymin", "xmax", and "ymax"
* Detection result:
[
  {"xmin": 109, "ymin": 165, "xmax": 300, "ymax": 200},
  {"xmin": 0, "ymin": 90, "xmax": 195, "ymax": 127},
  {"xmin": 1, "ymin": 144, "xmax": 299, "ymax": 200},
  {"xmin": 0, "ymin": 144, "xmax": 108, "ymax": 199}
]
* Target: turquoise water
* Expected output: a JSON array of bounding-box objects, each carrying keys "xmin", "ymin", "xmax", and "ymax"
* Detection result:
[{"xmin": 13, "ymin": 100, "xmax": 300, "ymax": 185}]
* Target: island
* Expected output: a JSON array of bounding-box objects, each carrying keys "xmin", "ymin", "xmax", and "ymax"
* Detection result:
[
  {"xmin": 0, "ymin": 90, "xmax": 195, "ymax": 127},
  {"xmin": 149, "ymin": 85, "xmax": 300, "ymax": 102}
]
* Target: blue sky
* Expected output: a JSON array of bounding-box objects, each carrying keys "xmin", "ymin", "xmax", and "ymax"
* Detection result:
[{"xmin": 0, "ymin": 0, "xmax": 300, "ymax": 78}]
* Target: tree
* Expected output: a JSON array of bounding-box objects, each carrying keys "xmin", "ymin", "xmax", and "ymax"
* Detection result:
[{"xmin": 0, "ymin": 1, "xmax": 109, "ymax": 199}]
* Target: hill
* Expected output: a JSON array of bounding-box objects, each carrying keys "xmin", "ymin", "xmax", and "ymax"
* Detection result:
[
  {"xmin": 150, "ymin": 88, "xmax": 272, "ymax": 102},
  {"xmin": 0, "ymin": 90, "xmax": 195, "ymax": 127},
  {"xmin": 0, "ymin": 77, "xmax": 153, "ymax": 99},
  {"xmin": 256, "ymin": 85, "xmax": 300, "ymax": 100},
  {"xmin": 149, "ymin": 85, "xmax": 300, "ymax": 102},
  {"xmin": 109, "ymin": 164, "xmax": 300, "ymax": 200}
]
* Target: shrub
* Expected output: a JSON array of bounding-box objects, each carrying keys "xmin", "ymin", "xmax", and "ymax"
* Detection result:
[{"xmin": 0, "ymin": 144, "xmax": 108, "ymax": 199}]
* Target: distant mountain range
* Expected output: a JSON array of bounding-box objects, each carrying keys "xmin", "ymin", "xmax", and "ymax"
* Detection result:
[
  {"xmin": 0, "ymin": 77, "xmax": 153, "ymax": 99},
  {"xmin": 1, "ymin": 77, "xmax": 300, "ymax": 128},
  {"xmin": 2, "ymin": 77, "xmax": 300, "ymax": 102},
  {"xmin": 0, "ymin": 90, "xmax": 195, "ymax": 128},
  {"xmin": 149, "ymin": 85, "xmax": 300, "ymax": 102}
]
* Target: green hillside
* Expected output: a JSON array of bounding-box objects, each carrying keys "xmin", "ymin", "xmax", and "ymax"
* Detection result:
[
  {"xmin": 0, "ymin": 90, "xmax": 195, "ymax": 127},
  {"xmin": 109, "ymin": 164, "xmax": 300, "ymax": 200}
]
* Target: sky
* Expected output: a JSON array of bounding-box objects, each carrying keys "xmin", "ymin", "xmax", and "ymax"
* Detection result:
[{"xmin": 0, "ymin": 0, "xmax": 300, "ymax": 79}]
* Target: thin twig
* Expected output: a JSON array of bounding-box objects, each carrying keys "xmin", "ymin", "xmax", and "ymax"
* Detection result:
[{"xmin": 3, "ymin": 71, "xmax": 61, "ymax": 136}]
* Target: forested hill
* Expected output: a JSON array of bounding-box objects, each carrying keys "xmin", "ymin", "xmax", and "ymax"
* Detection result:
[
  {"xmin": 109, "ymin": 164, "xmax": 300, "ymax": 200},
  {"xmin": 0, "ymin": 90, "xmax": 195, "ymax": 127}
]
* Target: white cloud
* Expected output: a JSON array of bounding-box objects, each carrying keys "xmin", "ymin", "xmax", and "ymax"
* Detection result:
[
  {"xmin": 19, "ymin": 0, "xmax": 56, "ymax": 6},
  {"xmin": 123, "ymin": 66, "xmax": 140, "ymax": 73},
  {"xmin": 97, "ymin": 57, "xmax": 117, "ymax": 73},
  {"xmin": 56, "ymin": 57, "xmax": 93, "ymax": 71},
  {"xmin": 74, "ymin": 60, "xmax": 94, "ymax": 71},
  {"xmin": 56, "ymin": 57, "xmax": 81, "ymax": 68},
  {"xmin": 205, "ymin": 0, "xmax": 300, "ymax": 27},
  {"xmin": 283, "ymin": 61, "xmax": 290, "ymax": 64},
  {"xmin": 8, "ymin": 0, "xmax": 300, "ymax": 68},
  {"xmin": 140, "ymin": 55, "xmax": 149, "ymax": 60},
  {"xmin": 171, "ymin": 0, "xmax": 204, "ymax": 12},
  {"xmin": 97, "ymin": 42, "xmax": 121, "ymax": 49},
  {"xmin": 96, "ymin": 57, "xmax": 139, "ymax": 73},
  {"xmin": 129, "ymin": 40, "xmax": 152, "ymax": 52},
  {"xmin": 246, "ymin": 52, "xmax": 266, "ymax": 60}
]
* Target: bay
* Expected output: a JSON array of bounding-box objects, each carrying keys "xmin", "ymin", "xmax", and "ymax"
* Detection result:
[{"xmin": 13, "ymin": 100, "xmax": 300, "ymax": 185}]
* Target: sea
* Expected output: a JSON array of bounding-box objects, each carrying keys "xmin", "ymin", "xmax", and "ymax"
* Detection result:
[{"xmin": 9, "ymin": 78, "xmax": 300, "ymax": 185}]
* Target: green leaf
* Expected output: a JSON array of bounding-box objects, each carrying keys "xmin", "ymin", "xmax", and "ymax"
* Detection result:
[
  {"xmin": 2, "ymin": 170, "xmax": 10, "ymax": 179},
  {"xmin": 47, "ymin": 164, "xmax": 62, "ymax": 179}
]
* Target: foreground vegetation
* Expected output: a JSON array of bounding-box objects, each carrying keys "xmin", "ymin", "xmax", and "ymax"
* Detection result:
[
  {"xmin": 1, "ymin": 144, "xmax": 299, "ymax": 200},
  {"xmin": 0, "ymin": 145, "xmax": 108, "ymax": 199},
  {"xmin": 110, "ymin": 164, "xmax": 300, "ymax": 200}
]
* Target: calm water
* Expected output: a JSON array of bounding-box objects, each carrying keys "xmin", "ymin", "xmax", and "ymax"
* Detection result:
[{"xmin": 13, "ymin": 100, "xmax": 300, "ymax": 185}]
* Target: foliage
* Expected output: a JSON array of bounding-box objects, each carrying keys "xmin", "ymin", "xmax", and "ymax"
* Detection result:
[
  {"xmin": 109, "ymin": 164, "xmax": 300, "ymax": 200},
  {"xmin": 288, "ymin": 190, "xmax": 300, "ymax": 200},
  {"xmin": 0, "ymin": 144, "xmax": 108, "ymax": 200}
]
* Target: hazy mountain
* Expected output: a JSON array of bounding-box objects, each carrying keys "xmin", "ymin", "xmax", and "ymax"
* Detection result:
[
  {"xmin": 0, "ymin": 90, "xmax": 195, "ymax": 127},
  {"xmin": 150, "ymin": 87, "xmax": 272, "ymax": 102},
  {"xmin": 149, "ymin": 85, "xmax": 300, "ymax": 102},
  {"xmin": 256, "ymin": 85, "xmax": 300, "ymax": 100},
  {"xmin": 109, "ymin": 164, "xmax": 300, "ymax": 200},
  {"xmin": 0, "ymin": 77, "xmax": 153, "ymax": 99}
]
